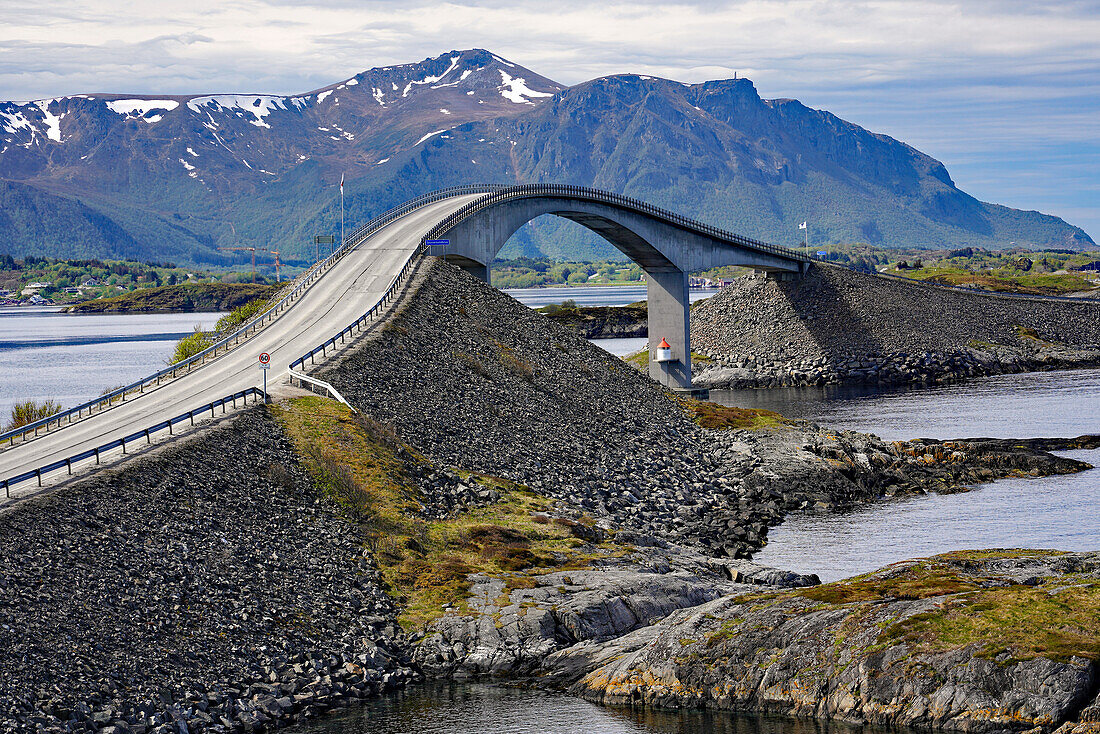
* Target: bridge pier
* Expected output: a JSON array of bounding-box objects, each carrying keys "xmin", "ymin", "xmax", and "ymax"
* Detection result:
[
  {"xmin": 460, "ymin": 262, "xmax": 490, "ymax": 283},
  {"xmin": 647, "ymin": 269, "xmax": 693, "ymax": 390}
]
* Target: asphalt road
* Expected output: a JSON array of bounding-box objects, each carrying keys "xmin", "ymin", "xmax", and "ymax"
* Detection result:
[{"xmin": 0, "ymin": 193, "xmax": 482, "ymax": 489}]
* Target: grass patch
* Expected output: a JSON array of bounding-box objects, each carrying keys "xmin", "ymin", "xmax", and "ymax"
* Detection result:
[
  {"xmin": 273, "ymin": 398, "xmax": 629, "ymax": 629},
  {"xmin": 771, "ymin": 552, "xmax": 1100, "ymax": 664},
  {"xmin": 678, "ymin": 398, "xmax": 791, "ymax": 430},
  {"xmin": 903, "ymin": 266, "xmax": 1097, "ymax": 296},
  {"xmin": 625, "ymin": 349, "xmax": 649, "ymax": 370},
  {"xmin": 454, "ymin": 351, "xmax": 492, "ymax": 378},
  {"xmin": 795, "ymin": 561, "xmax": 981, "ymax": 604},
  {"xmin": 885, "ymin": 578, "xmax": 1100, "ymax": 663},
  {"xmin": 496, "ymin": 342, "xmax": 535, "ymax": 382}
]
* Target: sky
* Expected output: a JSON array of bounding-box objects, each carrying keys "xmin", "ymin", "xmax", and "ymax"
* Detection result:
[{"xmin": 2, "ymin": 0, "xmax": 1098, "ymax": 241}]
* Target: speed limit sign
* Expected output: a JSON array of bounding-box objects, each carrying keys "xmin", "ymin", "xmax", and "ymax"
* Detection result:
[{"xmin": 258, "ymin": 352, "xmax": 271, "ymax": 365}]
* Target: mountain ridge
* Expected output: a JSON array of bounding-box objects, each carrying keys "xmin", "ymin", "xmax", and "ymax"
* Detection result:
[{"xmin": 0, "ymin": 49, "xmax": 1091, "ymax": 266}]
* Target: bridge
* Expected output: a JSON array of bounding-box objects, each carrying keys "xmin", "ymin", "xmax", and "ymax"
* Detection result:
[{"xmin": 0, "ymin": 184, "xmax": 809, "ymax": 499}]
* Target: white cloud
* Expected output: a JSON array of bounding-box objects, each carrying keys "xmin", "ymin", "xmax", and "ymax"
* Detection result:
[{"xmin": 0, "ymin": 0, "xmax": 1097, "ymax": 236}]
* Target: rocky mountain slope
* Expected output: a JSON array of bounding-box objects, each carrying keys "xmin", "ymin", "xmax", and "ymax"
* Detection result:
[{"xmin": 1, "ymin": 50, "xmax": 1091, "ymax": 266}]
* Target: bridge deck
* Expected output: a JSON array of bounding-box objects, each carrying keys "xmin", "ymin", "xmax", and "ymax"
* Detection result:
[{"xmin": 0, "ymin": 195, "xmax": 482, "ymax": 486}]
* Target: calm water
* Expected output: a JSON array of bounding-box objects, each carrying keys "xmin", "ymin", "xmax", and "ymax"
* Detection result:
[
  {"xmin": 710, "ymin": 369, "xmax": 1100, "ymax": 581},
  {"xmin": 502, "ymin": 285, "xmax": 718, "ymax": 308},
  {"xmin": 287, "ymin": 682, "xmax": 879, "ymax": 734},
  {"xmin": 3, "ymin": 301, "xmax": 1098, "ymax": 733},
  {"xmin": 0, "ymin": 307, "xmax": 224, "ymax": 419}
]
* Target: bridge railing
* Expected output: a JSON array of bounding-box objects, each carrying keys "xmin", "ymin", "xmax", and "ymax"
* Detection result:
[
  {"xmin": 421, "ymin": 184, "xmax": 812, "ymax": 264},
  {"xmin": 1, "ymin": 387, "xmax": 266, "ymax": 499},
  {"xmin": 0, "ymin": 184, "xmax": 503, "ymax": 448},
  {"xmin": 289, "ymin": 253, "xmax": 421, "ymax": 371},
  {"xmin": 288, "ymin": 185, "xmax": 503, "ymax": 371}
]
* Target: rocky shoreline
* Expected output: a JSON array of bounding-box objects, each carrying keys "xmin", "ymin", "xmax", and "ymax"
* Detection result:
[
  {"xmin": 573, "ymin": 551, "xmax": 1100, "ymax": 734},
  {"xmin": 694, "ymin": 342, "xmax": 1100, "ymax": 389},
  {"xmin": 2, "ymin": 259, "xmax": 1097, "ymax": 733}
]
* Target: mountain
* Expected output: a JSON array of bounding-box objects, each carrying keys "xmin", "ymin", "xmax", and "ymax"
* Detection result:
[{"xmin": 0, "ymin": 49, "xmax": 1091, "ymax": 266}]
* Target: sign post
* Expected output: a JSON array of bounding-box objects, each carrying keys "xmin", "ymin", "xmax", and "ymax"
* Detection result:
[
  {"xmin": 313, "ymin": 235, "xmax": 335, "ymax": 263},
  {"xmin": 425, "ymin": 239, "xmax": 450, "ymax": 262},
  {"xmin": 258, "ymin": 352, "xmax": 271, "ymax": 403}
]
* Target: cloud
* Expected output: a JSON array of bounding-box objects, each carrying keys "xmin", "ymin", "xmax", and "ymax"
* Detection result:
[{"xmin": 0, "ymin": 0, "xmax": 1096, "ymax": 237}]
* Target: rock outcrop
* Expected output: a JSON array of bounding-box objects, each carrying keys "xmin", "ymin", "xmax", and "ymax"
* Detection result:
[{"xmin": 575, "ymin": 551, "xmax": 1100, "ymax": 734}]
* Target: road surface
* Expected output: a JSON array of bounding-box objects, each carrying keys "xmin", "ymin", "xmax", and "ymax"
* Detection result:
[{"xmin": 0, "ymin": 193, "xmax": 483, "ymax": 491}]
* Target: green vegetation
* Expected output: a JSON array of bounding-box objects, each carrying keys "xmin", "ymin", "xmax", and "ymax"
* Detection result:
[
  {"xmin": 753, "ymin": 551, "xmax": 1100, "ymax": 664},
  {"xmin": 214, "ymin": 297, "xmax": 271, "ymax": 332},
  {"xmin": 273, "ymin": 398, "xmax": 633, "ymax": 629},
  {"xmin": 67, "ymin": 283, "xmax": 278, "ymax": 314},
  {"xmin": 165, "ymin": 291, "xmax": 277, "ymax": 365},
  {"xmin": 679, "ymin": 398, "xmax": 791, "ymax": 430},
  {"xmin": 0, "ymin": 254, "xmax": 284, "ymax": 306},
  {"xmin": 491, "ymin": 257, "xmax": 645, "ymax": 288},
  {"xmin": 5, "ymin": 399, "xmax": 64, "ymax": 431},
  {"xmin": 169, "ymin": 327, "xmax": 215, "ymax": 365}
]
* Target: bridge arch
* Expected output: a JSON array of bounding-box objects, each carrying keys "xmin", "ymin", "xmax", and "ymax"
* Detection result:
[{"xmin": 423, "ymin": 185, "xmax": 809, "ymax": 390}]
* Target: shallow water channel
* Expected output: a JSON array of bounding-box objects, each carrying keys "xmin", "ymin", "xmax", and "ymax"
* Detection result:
[
  {"xmin": 711, "ymin": 368, "xmax": 1100, "ymax": 581},
  {"xmin": 286, "ymin": 682, "xmax": 881, "ymax": 734},
  {"xmin": 3, "ymin": 297, "xmax": 1097, "ymax": 733}
]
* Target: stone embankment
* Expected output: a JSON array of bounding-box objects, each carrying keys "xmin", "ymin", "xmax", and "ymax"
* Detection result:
[
  {"xmin": 540, "ymin": 303, "xmax": 647, "ymax": 338},
  {"xmin": 0, "ymin": 413, "xmax": 416, "ymax": 733},
  {"xmin": 3, "ymin": 257, "xmax": 1097, "ymax": 733},
  {"xmin": 691, "ymin": 265, "xmax": 1100, "ymax": 388},
  {"xmin": 574, "ymin": 550, "xmax": 1100, "ymax": 734},
  {"xmin": 317, "ymin": 259, "xmax": 1096, "ymax": 683}
]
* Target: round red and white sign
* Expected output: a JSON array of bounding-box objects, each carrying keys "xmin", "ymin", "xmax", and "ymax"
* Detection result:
[{"xmin": 258, "ymin": 352, "xmax": 271, "ymax": 365}]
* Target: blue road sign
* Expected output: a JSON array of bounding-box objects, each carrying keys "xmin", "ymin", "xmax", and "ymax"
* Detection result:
[
  {"xmin": 816, "ymin": 250, "xmax": 827, "ymax": 256},
  {"xmin": 425, "ymin": 239, "xmax": 450, "ymax": 247}
]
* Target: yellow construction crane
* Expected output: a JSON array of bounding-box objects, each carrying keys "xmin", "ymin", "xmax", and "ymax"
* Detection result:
[
  {"xmin": 217, "ymin": 246, "xmax": 258, "ymax": 283},
  {"xmin": 261, "ymin": 248, "xmax": 284, "ymax": 282}
]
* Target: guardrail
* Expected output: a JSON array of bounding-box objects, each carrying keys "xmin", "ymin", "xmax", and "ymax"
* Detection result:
[
  {"xmin": 0, "ymin": 184, "xmax": 503, "ymax": 448},
  {"xmin": 288, "ymin": 184, "xmax": 508, "ymax": 371},
  {"xmin": 289, "ymin": 253, "xmax": 420, "ymax": 370},
  {"xmin": 288, "ymin": 371, "xmax": 355, "ymax": 410},
  {"xmin": 421, "ymin": 184, "xmax": 812, "ymax": 265},
  {"xmin": 1, "ymin": 387, "xmax": 266, "ymax": 499}
]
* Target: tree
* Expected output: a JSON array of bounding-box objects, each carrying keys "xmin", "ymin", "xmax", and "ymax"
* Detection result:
[{"xmin": 7, "ymin": 400, "xmax": 64, "ymax": 430}]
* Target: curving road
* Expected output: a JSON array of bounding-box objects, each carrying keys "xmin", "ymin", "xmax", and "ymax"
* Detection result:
[{"xmin": 0, "ymin": 193, "xmax": 484, "ymax": 491}]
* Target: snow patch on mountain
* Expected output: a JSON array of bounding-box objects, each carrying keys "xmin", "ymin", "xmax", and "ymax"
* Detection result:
[
  {"xmin": 317, "ymin": 90, "xmax": 333, "ymax": 104},
  {"xmin": 403, "ymin": 55, "xmax": 461, "ymax": 97},
  {"xmin": 498, "ymin": 70, "xmax": 554, "ymax": 104},
  {"xmin": 0, "ymin": 108, "xmax": 33, "ymax": 136},
  {"xmin": 105, "ymin": 99, "xmax": 180, "ymax": 120},
  {"xmin": 34, "ymin": 101, "xmax": 63, "ymax": 141},
  {"xmin": 415, "ymin": 129, "xmax": 450, "ymax": 145},
  {"xmin": 187, "ymin": 95, "xmax": 291, "ymax": 128}
]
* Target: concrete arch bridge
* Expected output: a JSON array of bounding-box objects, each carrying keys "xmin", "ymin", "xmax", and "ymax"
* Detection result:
[
  {"xmin": 1, "ymin": 184, "xmax": 807, "ymax": 498},
  {"xmin": 422, "ymin": 184, "xmax": 810, "ymax": 388}
]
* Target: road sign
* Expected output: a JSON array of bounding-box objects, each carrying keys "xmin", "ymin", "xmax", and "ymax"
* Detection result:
[
  {"xmin": 816, "ymin": 250, "xmax": 827, "ymax": 257},
  {"xmin": 425, "ymin": 239, "xmax": 450, "ymax": 247},
  {"xmin": 314, "ymin": 235, "xmax": 335, "ymax": 245},
  {"xmin": 258, "ymin": 352, "xmax": 270, "ymax": 365}
]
